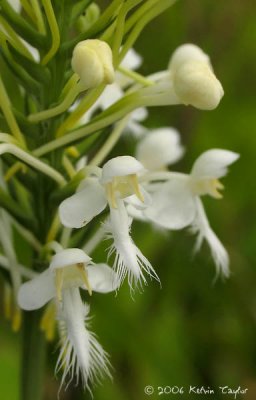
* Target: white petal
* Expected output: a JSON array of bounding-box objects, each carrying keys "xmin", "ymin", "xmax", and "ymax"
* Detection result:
[
  {"xmin": 132, "ymin": 107, "xmax": 148, "ymax": 122},
  {"xmin": 57, "ymin": 289, "xmax": 111, "ymax": 390},
  {"xmin": 191, "ymin": 149, "xmax": 240, "ymax": 179},
  {"xmin": 191, "ymin": 198, "xmax": 229, "ymax": 278},
  {"xmin": 18, "ymin": 269, "xmax": 55, "ymax": 310},
  {"xmin": 121, "ymin": 48, "xmax": 142, "ymax": 70},
  {"xmin": 50, "ymin": 248, "xmax": 91, "ymax": 270},
  {"xmin": 76, "ymin": 83, "xmax": 123, "ymax": 126},
  {"xmin": 136, "ymin": 127, "xmax": 185, "ymax": 170},
  {"xmin": 126, "ymin": 119, "xmax": 147, "ymax": 138},
  {"xmin": 97, "ymin": 83, "xmax": 123, "ymax": 109},
  {"xmin": 126, "ymin": 204, "xmax": 148, "ymax": 222},
  {"xmin": 105, "ymin": 199, "xmax": 159, "ymax": 288},
  {"xmin": 59, "ymin": 178, "xmax": 107, "ymax": 228},
  {"xmin": 101, "ymin": 156, "xmax": 145, "ymax": 183},
  {"xmin": 144, "ymin": 177, "xmax": 196, "ymax": 229},
  {"xmin": 87, "ymin": 263, "xmax": 120, "ymax": 292},
  {"xmin": 169, "ymin": 43, "xmax": 210, "ymax": 72},
  {"xmin": 125, "ymin": 185, "xmax": 152, "ymax": 210}
]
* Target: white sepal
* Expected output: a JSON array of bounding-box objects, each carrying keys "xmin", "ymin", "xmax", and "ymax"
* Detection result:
[
  {"xmin": 144, "ymin": 177, "xmax": 196, "ymax": 230},
  {"xmin": 191, "ymin": 149, "xmax": 240, "ymax": 179},
  {"xmin": 18, "ymin": 269, "xmax": 55, "ymax": 310},
  {"xmin": 136, "ymin": 127, "xmax": 184, "ymax": 170},
  {"xmin": 101, "ymin": 156, "xmax": 145, "ymax": 184},
  {"xmin": 59, "ymin": 178, "xmax": 107, "ymax": 228},
  {"xmin": 50, "ymin": 248, "xmax": 91, "ymax": 270}
]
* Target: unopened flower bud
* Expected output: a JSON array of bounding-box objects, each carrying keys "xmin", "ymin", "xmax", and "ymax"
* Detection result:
[
  {"xmin": 71, "ymin": 39, "xmax": 115, "ymax": 89},
  {"xmin": 169, "ymin": 44, "xmax": 224, "ymax": 110},
  {"xmin": 77, "ymin": 3, "xmax": 100, "ymax": 32}
]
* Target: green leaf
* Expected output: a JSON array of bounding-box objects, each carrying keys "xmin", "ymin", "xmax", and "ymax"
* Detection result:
[
  {"xmin": 0, "ymin": 45, "xmax": 41, "ymax": 97},
  {"xmin": 6, "ymin": 43, "xmax": 51, "ymax": 85},
  {"xmin": 0, "ymin": 56, "xmax": 24, "ymax": 111},
  {"xmin": 0, "ymin": 1, "xmax": 47, "ymax": 48},
  {"xmin": 0, "ymin": 187, "xmax": 36, "ymax": 231},
  {"xmin": 49, "ymin": 168, "xmax": 85, "ymax": 204}
]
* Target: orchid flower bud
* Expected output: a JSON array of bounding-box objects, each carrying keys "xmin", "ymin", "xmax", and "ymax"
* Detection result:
[
  {"xmin": 169, "ymin": 44, "xmax": 224, "ymax": 110},
  {"xmin": 71, "ymin": 39, "xmax": 115, "ymax": 89}
]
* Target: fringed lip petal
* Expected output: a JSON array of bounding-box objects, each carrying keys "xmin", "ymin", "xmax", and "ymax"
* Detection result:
[
  {"xmin": 50, "ymin": 248, "xmax": 91, "ymax": 270},
  {"xmin": 144, "ymin": 178, "xmax": 196, "ymax": 230},
  {"xmin": 86, "ymin": 263, "xmax": 120, "ymax": 292},
  {"xmin": 59, "ymin": 178, "xmax": 107, "ymax": 228},
  {"xmin": 18, "ymin": 269, "xmax": 55, "ymax": 310},
  {"xmin": 192, "ymin": 197, "xmax": 230, "ymax": 278},
  {"xmin": 191, "ymin": 149, "xmax": 240, "ymax": 180}
]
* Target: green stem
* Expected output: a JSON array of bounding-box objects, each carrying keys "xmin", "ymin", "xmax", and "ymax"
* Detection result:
[
  {"xmin": 89, "ymin": 115, "xmax": 130, "ymax": 166},
  {"xmin": 62, "ymin": 0, "xmax": 123, "ymax": 52},
  {"xmin": 33, "ymin": 93, "xmax": 142, "ymax": 156},
  {"xmin": 111, "ymin": 0, "xmax": 143, "ymax": 65},
  {"xmin": 42, "ymin": 0, "xmax": 60, "ymax": 65},
  {"xmin": 20, "ymin": 310, "xmax": 47, "ymax": 400},
  {"xmin": 119, "ymin": 0, "xmax": 178, "ymax": 62},
  {"xmin": 0, "ymin": 143, "xmax": 67, "ymax": 186}
]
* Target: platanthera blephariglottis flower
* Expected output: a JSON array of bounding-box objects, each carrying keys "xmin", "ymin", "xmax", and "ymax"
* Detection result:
[
  {"xmin": 140, "ymin": 43, "xmax": 224, "ymax": 111},
  {"xmin": 138, "ymin": 149, "xmax": 239, "ymax": 277},
  {"xmin": 18, "ymin": 248, "xmax": 119, "ymax": 390},
  {"xmin": 72, "ymin": 39, "xmax": 115, "ymax": 90},
  {"xmin": 59, "ymin": 156, "xmax": 159, "ymax": 289}
]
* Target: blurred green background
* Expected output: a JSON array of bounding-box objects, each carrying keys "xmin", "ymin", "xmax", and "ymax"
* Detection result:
[{"xmin": 1, "ymin": 0, "xmax": 256, "ymax": 399}]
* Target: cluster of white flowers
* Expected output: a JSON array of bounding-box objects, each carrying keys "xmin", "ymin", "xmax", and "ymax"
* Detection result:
[{"xmin": 8, "ymin": 38, "xmax": 238, "ymax": 391}]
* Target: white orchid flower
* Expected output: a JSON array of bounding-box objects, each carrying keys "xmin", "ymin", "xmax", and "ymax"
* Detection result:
[
  {"xmin": 140, "ymin": 43, "xmax": 224, "ymax": 111},
  {"xmin": 59, "ymin": 156, "xmax": 159, "ymax": 289},
  {"xmin": 18, "ymin": 248, "xmax": 118, "ymax": 390},
  {"xmin": 138, "ymin": 149, "xmax": 239, "ymax": 277}
]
